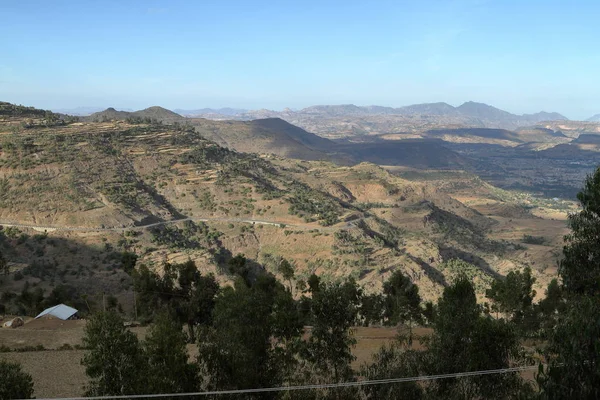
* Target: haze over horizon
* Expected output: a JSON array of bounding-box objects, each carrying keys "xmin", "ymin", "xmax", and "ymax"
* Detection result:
[{"xmin": 2, "ymin": 0, "xmax": 600, "ymax": 119}]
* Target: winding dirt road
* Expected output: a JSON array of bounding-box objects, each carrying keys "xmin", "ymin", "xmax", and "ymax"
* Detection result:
[{"xmin": 0, "ymin": 216, "xmax": 356, "ymax": 233}]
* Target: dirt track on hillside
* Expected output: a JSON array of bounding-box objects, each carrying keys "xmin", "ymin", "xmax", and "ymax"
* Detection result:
[{"xmin": 0, "ymin": 215, "xmax": 356, "ymax": 233}]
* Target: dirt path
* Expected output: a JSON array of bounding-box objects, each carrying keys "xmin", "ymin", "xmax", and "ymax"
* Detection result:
[{"xmin": 0, "ymin": 216, "xmax": 356, "ymax": 233}]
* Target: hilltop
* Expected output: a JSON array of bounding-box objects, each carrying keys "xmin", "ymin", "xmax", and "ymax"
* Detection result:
[
  {"xmin": 587, "ymin": 113, "xmax": 600, "ymax": 122},
  {"xmin": 87, "ymin": 106, "xmax": 184, "ymax": 123},
  {"xmin": 187, "ymin": 117, "xmax": 338, "ymax": 161}
]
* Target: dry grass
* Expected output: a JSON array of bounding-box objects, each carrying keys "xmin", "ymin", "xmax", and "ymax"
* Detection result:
[
  {"xmin": 0, "ymin": 350, "xmax": 87, "ymax": 398},
  {"xmin": 351, "ymin": 326, "xmax": 432, "ymax": 368}
]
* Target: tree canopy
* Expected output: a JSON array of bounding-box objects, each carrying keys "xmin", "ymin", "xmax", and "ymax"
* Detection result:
[
  {"xmin": 82, "ymin": 311, "xmax": 147, "ymax": 397},
  {"xmin": 539, "ymin": 166, "xmax": 600, "ymax": 398}
]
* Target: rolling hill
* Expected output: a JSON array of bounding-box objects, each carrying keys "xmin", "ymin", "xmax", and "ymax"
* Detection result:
[
  {"xmin": 187, "ymin": 117, "xmax": 337, "ymax": 161},
  {"xmin": 0, "ymin": 101, "xmax": 565, "ymax": 308}
]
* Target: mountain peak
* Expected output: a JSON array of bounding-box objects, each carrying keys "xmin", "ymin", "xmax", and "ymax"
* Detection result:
[{"xmin": 131, "ymin": 106, "xmax": 182, "ymax": 120}]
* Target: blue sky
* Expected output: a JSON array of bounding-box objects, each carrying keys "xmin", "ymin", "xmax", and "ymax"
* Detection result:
[{"xmin": 1, "ymin": 0, "xmax": 599, "ymax": 119}]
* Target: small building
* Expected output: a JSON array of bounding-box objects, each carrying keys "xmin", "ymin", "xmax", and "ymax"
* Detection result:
[{"xmin": 35, "ymin": 304, "xmax": 79, "ymax": 321}]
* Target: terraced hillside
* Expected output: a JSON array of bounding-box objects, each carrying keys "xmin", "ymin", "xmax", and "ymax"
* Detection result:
[{"xmin": 0, "ymin": 103, "xmax": 569, "ymax": 313}]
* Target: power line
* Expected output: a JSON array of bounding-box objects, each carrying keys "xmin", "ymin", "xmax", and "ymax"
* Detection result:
[{"xmin": 31, "ymin": 365, "xmax": 538, "ymax": 400}]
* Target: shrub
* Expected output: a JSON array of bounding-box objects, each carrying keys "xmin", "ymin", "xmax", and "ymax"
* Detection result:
[
  {"xmin": 0, "ymin": 360, "xmax": 34, "ymax": 399},
  {"xmin": 522, "ymin": 235, "xmax": 546, "ymax": 245}
]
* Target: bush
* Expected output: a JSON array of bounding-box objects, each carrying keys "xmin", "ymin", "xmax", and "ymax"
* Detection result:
[
  {"xmin": 522, "ymin": 235, "xmax": 546, "ymax": 245},
  {"xmin": 0, "ymin": 360, "xmax": 34, "ymax": 399}
]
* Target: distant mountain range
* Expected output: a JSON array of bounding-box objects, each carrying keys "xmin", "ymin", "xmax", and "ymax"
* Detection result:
[
  {"xmin": 58, "ymin": 101, "xmax": 600, "ymax": 139},
  {"xmin": 53, "ymin": 102, "xmax": 600, "ymax": 128},
  {"xmin": 227, "ymin": 102, "xmax": 571, "ymax": 137},
  {"xmin": 159, "ymin": 101, "xmax": 571, "ymax": 134},
  {"xmin": 176, "ymin": 101, "xmax": 567, "ymax": 122}
]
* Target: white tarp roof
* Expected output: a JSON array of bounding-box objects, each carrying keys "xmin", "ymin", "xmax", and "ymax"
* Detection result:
[{"xmin": 35, "ymin": 304, "xmax": 78, "ymax": 320}]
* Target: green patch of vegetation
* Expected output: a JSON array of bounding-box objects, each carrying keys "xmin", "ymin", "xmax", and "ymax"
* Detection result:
[
  {"xmin": 332, "ymin": 230, "xmax": 372, "ymax": 258},
  {"xmin": 192, "ymin": 188, "xmax": 217, "ymax": 211},
  {"xmin": 150, "ymin": 221, "xmax": 222, "ymax": 250},
  {"xmin": 287, "ymin": 181, "xmax": 342, "ymax": 226},
  {"xmin": 439, "ymin": 259, "xmax": 494, "ymax": 293},
  {"xmin": 522, "ymin": 234, "xmax": 546, "ymax": 245}
]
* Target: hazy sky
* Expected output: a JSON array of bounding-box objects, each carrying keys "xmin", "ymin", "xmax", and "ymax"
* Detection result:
[{"xmin": 1, "ymin": 0, "xmax": 599, "ymax": 119}]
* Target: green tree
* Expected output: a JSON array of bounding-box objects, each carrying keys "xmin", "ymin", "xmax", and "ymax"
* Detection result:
[
  {"xmin": 198, "ymin": 273, "xmax": 302, "ymax": 395},
  {"xmin": 359, "ymin": 341, "xmax": 423, "ymax": 400},
  {"xmin": 560, "ymin": 166, "xmax": 600, "ymax": 296},
  {"xmin": 144, "ymin": 312, "xmax": 199, "ymax": 394},
  {"xmin": 307, "ymin": 273, "xmax": 321, "ymax": 293},
  {"xmin": 278, "ymin": 258, "xmax": 295, "ymax": 294},
  {"xmin": 0, "ymin": 360, "xmax": 34, "ymax": 399},
  {"xmin": 538, "ymin": 296, "xmax": 600, "ymax": 399},
  {"xmin": 422, "ymin": 300, "xmax": 436, "ymax": 326},
  {"xmin": 536, "ymin": 278, "xmax": 563, "ymax": 334},
  {"xmin": 131, "ymin": 264, "xmax": 171, "ymax": 320},
  {"xmin": 228, "ymin": 254, "xmax": 251, "ymax": 285},
  {"xmin": 359, "ymin": 293, "xmax": 384, "ymax": 326},
  {"xmin": 43, "ymin": 284, "xmax": 88, "ymax": 312},
  {"xmin": 18, "ymin": 282, "xmax": 45, "ymax": 316},
  {"xmin": 382, "ymin": 270, "xmax": 421, "ymax": 342},
  {"xmin": 131, "ymin": 261, "xmax": 219, "ymax": 337},
  {"xmin": 82, "ymin": 311, "xmax": 147, "ymax": 396},
  {"xmin": 0, "ymin": 250, "xmax": 7, "ymax": 275},
  {"xmin": 304, "ymin": 279, "xmax": 361, "ymax": 384},
  {"xmin": 121, "ymin": 251, "xmax": 138, "ymax": 275},
  {"xmin": 167, "ymin": 261, "xmax": 220, "ymax": 338},
  {"xmin": 538, "ymin": 167, "xmax": 600, "ymax": 398},
  {"xmin": 486, "ymin": 267, "xmax": 537, "ymax": 331},
  {"xmin": 426, "ymin": 275, "xmax": 529, "ymax": 399}
]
